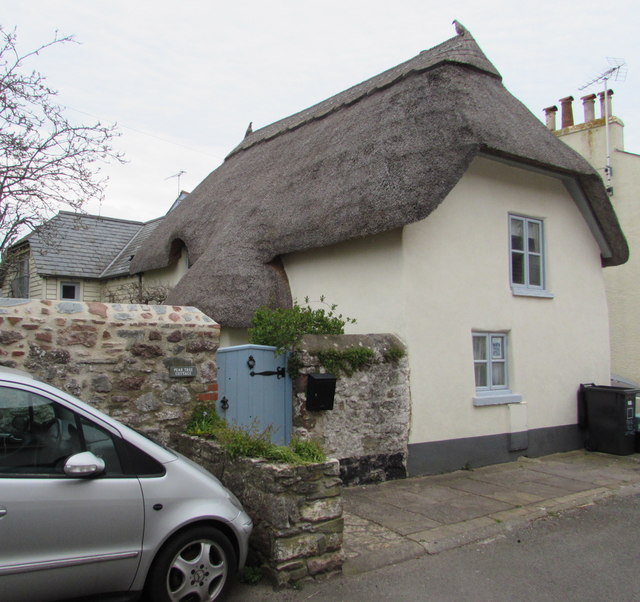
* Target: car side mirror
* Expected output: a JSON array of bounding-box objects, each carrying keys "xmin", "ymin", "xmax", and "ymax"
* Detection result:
[{"xmin": 64, "ymin": 451, "xmax": 106, "ymax": 478}]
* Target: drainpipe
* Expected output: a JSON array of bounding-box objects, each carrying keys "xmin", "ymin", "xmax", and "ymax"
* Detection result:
[{"xmin": 599, "ymin": 89, "xmax": 614, "ymax": 194}]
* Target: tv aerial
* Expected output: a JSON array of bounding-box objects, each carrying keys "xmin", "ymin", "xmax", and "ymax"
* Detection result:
[
  {"xmin": 579, "ymin": 57, "xmax": 627, "ymax": 91},
  {"xmin": 579, "ymin": 58, "xmax": 627, "ymax": 194},
  {"xmin": 165, "ymin": 170, "xmax": 187, "ymax": 194}
]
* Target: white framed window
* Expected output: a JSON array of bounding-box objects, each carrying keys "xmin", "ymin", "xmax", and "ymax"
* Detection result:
[
  {"xmin": 472, "ymin": 332, "xmax": 522, "ymax": 406},
  {"xmin": 509, "ymin": 215, "xmax": 552, "ymax": 297},
  {"xmin": 60, "ymin": 282, "xmax": 80, "ymax": 300}
]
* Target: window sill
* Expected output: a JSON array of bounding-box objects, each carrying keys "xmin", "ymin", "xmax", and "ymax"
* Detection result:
[
  {"xmin": 473, "ymin": 391, "xmax": 523, "ymax": 407},
  {"xmin": 511, "ymin": 286, "xmax": 554, "ymax": 299}
]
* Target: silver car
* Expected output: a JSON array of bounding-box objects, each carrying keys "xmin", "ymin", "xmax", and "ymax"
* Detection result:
[{"xmin": 0, "ymin": 366, "xmax": 252, "ymax": 602}]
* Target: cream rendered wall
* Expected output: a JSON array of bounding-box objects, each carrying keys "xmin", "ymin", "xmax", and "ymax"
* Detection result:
[
  {"xmin": 604, "ymin": 150, "xmax": 640, "ymax": 382},
  {"xmin": 283, "ymin": 228, "xmax": 405, "ymax": 336},
  {"xmin": 142, "ymin": 247, "xmax": 190, "ymax": 288},
  {"xmin": 283, "ymin": 156, "xmax": 611, "ymax": 446},
  {"xmin": 559, "ymin": 121, "xmax": 640, "ymax": 383}
]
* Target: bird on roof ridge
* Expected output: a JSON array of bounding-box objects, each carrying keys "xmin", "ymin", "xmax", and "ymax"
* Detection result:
[{"xmin": 452, "ymin": 19, "xmax": 467, "ymax": 36}]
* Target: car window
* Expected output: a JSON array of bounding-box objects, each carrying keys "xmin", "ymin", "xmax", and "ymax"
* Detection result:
[
  {"xmin": 79, "ymin": 416, "xmax": 123, "ymax": 474},
  {"xmin": 0, "ymin": 386, "xmax": 123, "ymax": 477}
]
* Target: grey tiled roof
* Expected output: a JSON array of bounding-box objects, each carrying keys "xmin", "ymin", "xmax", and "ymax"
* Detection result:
[
  {"xmin": 28, "ymin": 212, "xmax": 149, "ymax": 279},
  {"xmin": 101, "ymin": 218, "xmax": 163, "ymax": 278}
]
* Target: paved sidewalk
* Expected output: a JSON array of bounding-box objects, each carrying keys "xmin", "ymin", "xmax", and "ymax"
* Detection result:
[{"xmin": 342, "ymin": 450, "xmax": 640, "ymax": 575}]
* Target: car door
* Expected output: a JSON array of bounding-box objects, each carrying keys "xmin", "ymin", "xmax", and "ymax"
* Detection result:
[{"xmin": 0, "ymin": 385, "xmax": 144, "ymax": 602}]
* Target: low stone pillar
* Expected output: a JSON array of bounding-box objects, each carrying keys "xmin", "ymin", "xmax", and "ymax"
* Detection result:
[{"xmin": 173, "ymin": 434, "xmax": 344, "ymax": 587}]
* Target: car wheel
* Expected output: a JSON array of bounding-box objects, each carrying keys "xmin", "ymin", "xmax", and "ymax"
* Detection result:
[{"xmin": 147, "ymin": 526, "xmax": 237, "ymax": 602}]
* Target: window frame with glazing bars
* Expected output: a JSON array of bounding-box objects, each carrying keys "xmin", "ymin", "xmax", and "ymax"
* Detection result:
[
  {"xmin": 509, "ymin": 214, "xmax": 552, "ymax": 297},
  {"xmin": 472, "ymin": 332, "xmax": 522, "ymax": 406},
  {"xmin": 473, "ymin": 332, "xmax": 508, "ymax": 392}
]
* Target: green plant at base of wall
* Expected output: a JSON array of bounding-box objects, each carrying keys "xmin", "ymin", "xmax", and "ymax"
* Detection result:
[
  {"xmin": 185, "ymin": 403, "xmax": 326, "ymax": 465},
  {"xmin": 316, "ymin": 346, "xmax": 375, "ymax": 377}
]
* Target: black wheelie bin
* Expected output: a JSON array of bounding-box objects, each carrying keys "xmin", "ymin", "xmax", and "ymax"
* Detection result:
[{"xmin": 578, "ymin": 384, "xmax": 638, "ymax": 455}]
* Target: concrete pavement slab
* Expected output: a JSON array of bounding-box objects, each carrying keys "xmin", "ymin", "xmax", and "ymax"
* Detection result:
[
  {"xmin": 342, "ymin": 451, "xmax": 640, "ymax": 575},
  {"xmin": 342, "ymin": 491, "xmax": 441, "ymax": 534}
]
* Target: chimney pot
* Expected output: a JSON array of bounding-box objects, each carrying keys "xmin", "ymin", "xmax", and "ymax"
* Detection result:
[
  {"xmin": 559, "ymin": 96, "xmax": 574, "ymax": 128},
  {"xmin": 543, "ymin": 105, "xmax": 558, "ymax": 130},
  {"xmin": 581, "ymin": 94, "xmax": 597, "ymax": 122},
  {"xmin": 598, "ymin": 89, "xmax": 614, "ymax": 119}
]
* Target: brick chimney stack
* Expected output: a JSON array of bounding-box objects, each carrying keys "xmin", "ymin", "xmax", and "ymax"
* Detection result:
[
  {"xmin": 598, "ymin": 89, "xmax": 614, "ymax": 119},
  {"xmin": 559, "ymin": 96, "xmax": 574, "ymax": 128},
  {"xmin": 543, "ymin": 105, "xmax": 558, "ymax": 130},
  {"xmin": 581, "ymin": 94, "xmax": 597, "ymax": 122}
]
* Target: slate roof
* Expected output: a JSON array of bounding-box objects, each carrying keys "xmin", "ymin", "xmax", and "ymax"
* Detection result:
[
  {"xmin": 130, "ymin": 30, "xmax": 629, "ymax": 328},
  {"xmin": 27, "ymin": 212, "xmax": 151, "ymax": 279},
  {"xmin": 101, "ymin": 218, "xmax": 163, "ymax": 278}
]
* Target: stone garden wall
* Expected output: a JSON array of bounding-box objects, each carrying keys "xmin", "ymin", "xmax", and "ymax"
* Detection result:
[
  {"xmin": 294, "ymin": 333, "xmax": 411, "ymax": 485},
  {"xmin": 173, "ymin": 433, "xmax": 343, "ymax": 587},
  {"xmin": 0, "ymin": 298, "xmax": 220, "ymax": 443}
]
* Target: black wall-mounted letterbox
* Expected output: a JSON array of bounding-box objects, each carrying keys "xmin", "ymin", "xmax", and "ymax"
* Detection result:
[{"xmin": 306, "ymin": 373, "xmax": 337, "ymax": 411}]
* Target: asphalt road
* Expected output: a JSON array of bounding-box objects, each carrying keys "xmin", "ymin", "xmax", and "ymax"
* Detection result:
[{"xmin": 227, "ymin": 490, "xmax": 640, "ymax": 601}]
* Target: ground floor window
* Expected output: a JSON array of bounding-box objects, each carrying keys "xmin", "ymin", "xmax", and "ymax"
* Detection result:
[{"xmin": 472, "ymin": 332, "xmax": 522, "ymax": 406}]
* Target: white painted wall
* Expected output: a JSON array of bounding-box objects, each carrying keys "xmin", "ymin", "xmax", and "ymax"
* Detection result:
[
  {"xmin": 283, "ymin": 156, "xmax": 611, "ymax": 446},
  {"xmin": 559, "ymin": 120, "xmax": 640, "ymax": 383}
]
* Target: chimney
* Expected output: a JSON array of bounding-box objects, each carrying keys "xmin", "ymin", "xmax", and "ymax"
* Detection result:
[
  {"xmin": 598, "ymin": 89, "xmax": 614, "ymax": 119},
  {"xmin": 543, "ymin": 105, "xmax": 558, "ymax": 130},
  {"xmin": 581, "ymin": 94, "xmax": 597, "ymax": 122},
  {"xmin": 559, "ymin": 96, "xmax": 574, "ymax": 128}
]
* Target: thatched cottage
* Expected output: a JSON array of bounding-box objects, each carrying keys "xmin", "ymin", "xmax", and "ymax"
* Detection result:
[{"xmin": 131, "ymin": 30, "xmax": 627, "ymax": 474}]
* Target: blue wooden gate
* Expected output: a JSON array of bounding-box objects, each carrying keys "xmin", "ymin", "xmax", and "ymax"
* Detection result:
[{"xmin": 216, "ymin": 344, "xmax": 292, "ymax": 445}]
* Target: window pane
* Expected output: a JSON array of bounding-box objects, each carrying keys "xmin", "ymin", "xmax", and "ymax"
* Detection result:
[
  {"xmin": 510, "ymin": 218, "xmax": 524, "ymax": 251},
  {"xmin": 473, "ymin": 335, "xmax": 486, "ymax": 360},
  {"xmin": 492, "ymin": 362, "xmax": 506, "ymax": 387},
  {"xmin": 527, "ymin": 221, "xmax": 541, "ymax": 253},
  {"xmin": 491, "ymin": 336, "xmax": 504, "ymax": 360},
  {"xmin": 61, "ymin": 284, "xmax": 78, "ymax": 300},
  {"xmin": 511, "ymin": 252, "xmax": 525, "ymax": 284},
  {"xmin": 529, "ymin": 254, "xmax": 541, "ymax": 286},
  {"xmin": 0, "ymin": 389, "xmax": 82, "ymax": 475},
  {"xmin": 80, "ymin": 417, "xmax": 123, "ymax": 475},
  {"xmin": 474, "ymin": 364, "xmax": 487, "ymax": 387}
]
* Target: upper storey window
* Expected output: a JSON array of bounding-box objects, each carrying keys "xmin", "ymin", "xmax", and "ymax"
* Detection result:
[{"xmin": 509, "ymin": 215, "xmax": 551, "ymax": 297}]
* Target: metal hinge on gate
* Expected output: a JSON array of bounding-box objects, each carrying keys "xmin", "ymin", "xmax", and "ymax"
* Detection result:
[{"xmin": 250, "ymin": 367, "xmax": 286, "ymax": 379}]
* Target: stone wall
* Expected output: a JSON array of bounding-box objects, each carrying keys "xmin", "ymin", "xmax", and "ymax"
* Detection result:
[
  {"xmin": 173, "ymin": 434, "xmax": 343, "ymax": 587},
  {"xmin": 0, "ymin": 299, "xmax": 220, "ymax": 443},
  {"xmin": 294, "ymin": 333, "xmax": 411, "ymax": 485}
]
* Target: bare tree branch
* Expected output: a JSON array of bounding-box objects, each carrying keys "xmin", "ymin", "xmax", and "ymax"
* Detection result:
[{"xmin": 0, "ymin": 25, "xmax": 124, "ymax": 272}]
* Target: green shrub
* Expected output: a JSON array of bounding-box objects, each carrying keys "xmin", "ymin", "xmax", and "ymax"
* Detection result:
[{"xmin": 248, "ymin": 296, "xmax": 356, "ymax": 353}]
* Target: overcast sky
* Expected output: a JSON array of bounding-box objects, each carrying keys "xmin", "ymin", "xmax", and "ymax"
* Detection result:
[{"xmin": 3, "ymin": 0, "xmax": 638, "ymax": 222}]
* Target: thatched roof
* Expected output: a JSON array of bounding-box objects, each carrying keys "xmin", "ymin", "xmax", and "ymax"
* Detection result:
[{"xmin": 130, "ymin": 31, "xmax": 628, "ymax": 327}]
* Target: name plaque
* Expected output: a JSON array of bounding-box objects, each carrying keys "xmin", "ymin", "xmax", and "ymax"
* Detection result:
[{"xmin": 169, "ymin": 365, "xmax": 197, "ymax": 378}]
